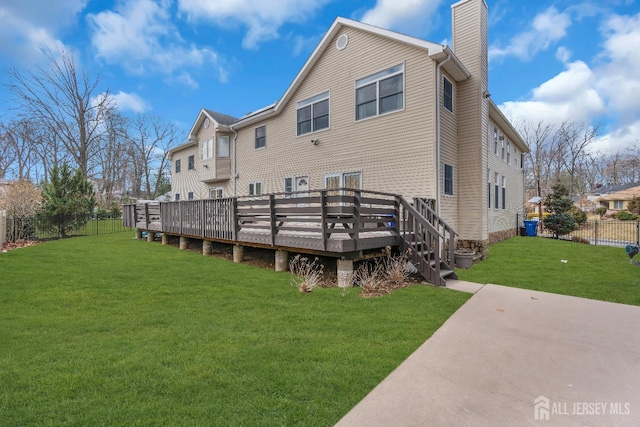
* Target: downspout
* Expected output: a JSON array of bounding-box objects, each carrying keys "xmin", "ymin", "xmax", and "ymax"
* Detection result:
[
  {"xmin": 435, "ymin": 53, "xmax": 451, "ymax": 217},
  {"xmin": 231, "ymin": 126, "xmax": 238, "ymax": 197}
]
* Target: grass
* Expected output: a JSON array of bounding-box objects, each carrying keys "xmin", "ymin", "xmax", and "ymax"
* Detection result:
[
  {"xmin": 457, "ymin": 236, "xmax": 640, "ymax": 306},
  {"xmin": 0, "ymin": 233, "xmax": 469, "ymax": 426}
]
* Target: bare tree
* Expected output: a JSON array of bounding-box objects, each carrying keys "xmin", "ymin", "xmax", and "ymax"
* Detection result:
[
  {"xmin": 95, "ymin": 111, "xmax": 129, "ymax": 206},
  {"xmin": 127, "ymin": 114, "xmax": 180, "ymax": 199},
  {"xmin": 0, "ymin": 118, "xmax": 40, "ymax": 180},
  {"xmin": 556, "ymin": 122, "xmax": 600, "ymax": 197},
  {"xmin": 5, "ymin": 46, "xmax": 115, "ymax": 177},
  {"xmin": 519, "ymin": 120, "xmax": 555, "ymax": 217},
  {"xmin": 0, "ymin": 123, "xmax": 18, "ymax": 179}
]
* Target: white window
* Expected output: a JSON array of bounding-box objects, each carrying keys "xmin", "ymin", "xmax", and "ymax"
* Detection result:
[
  {"xmin": 284, "ymin": 178, "xmax": 293, "ymax": 196},
  {"xmin": 493, "ymin": 128, "xmax": 498, "ymax": 154},
  {"xmin": 443, "ymin": 77, "xmax": 453, "ymax": 113},
  {"xmin": 218, "ymin": 136, "xmax": 230, "ymax": 158},
  {"xmin": 255, "ymin": 126, "xmax": 266, "ymax": 149},
  {"xmin": 201, "ymin": 139, "xmax": 213, "ymax": 160},
  {"xmin": 507, "ymin": 141, "xmax": 511, "ymax": 164},
  {"xmin": 324, "ymin": 172, "xmax": 362, "ymax": 190},
  {"xmin": 494, "ymin": 172, "xmax": 499, "ymax": 210},
  {"xmin": 501, "ymin": 138, "xmax": 505, "ymax": 160},
  {"xmin": 249, "ymin": 182, "xmax": 262, "ymax": 196},
  {"xmin": 614, "ymin": 200, "xmax": 624, "ymax": 209},
  {"xmin": 514, "ymin": 147, "xmax": 518, "ymax": 167},
  {"xmin": 209, "ymin": 187, "xmax": 224, "ymax": 199},
  {"xmin": 487, "ymin": 168, "xmax": 491, "ymax": 209},
  {"xmin": 356, "ymin": 64, "xmax": 404, "ymax": 120},
  {"xmin": 444, "ymin": 164, "xmax": 454, "ymax": 196},
  {"xmin": 297, "ymin": 92, "xmax": 329, "ymax": 135},
  {"xmin": 502, "ymin": 176, "xmax": 506, "ymax": 210}
]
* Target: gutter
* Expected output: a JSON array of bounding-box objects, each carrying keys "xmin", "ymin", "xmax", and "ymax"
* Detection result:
[
  {"xmin": 231, "ymin": 126, "xmax": 238, "ymax": 197},
  {"xmin": 435, "ymin": 53, "xmax": 451, "ymax": 217}
]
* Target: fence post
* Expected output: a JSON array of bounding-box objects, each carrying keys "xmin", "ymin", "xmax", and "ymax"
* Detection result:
[
  {"xmin": 0, "ymin": 210, "xmax": 6, "ymax": 248},
  {"xmin": 637, "ymin": 221, "xmax": 639, "ymax": 245},
  {"xmin": 594, "ymin": 220, "xmax": 599, "ymax": 246}
]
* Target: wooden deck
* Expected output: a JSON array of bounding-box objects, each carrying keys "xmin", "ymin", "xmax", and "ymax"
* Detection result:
[{"xmin": 122, "ymin": 189, "xmax": 458, "ymax": 285}]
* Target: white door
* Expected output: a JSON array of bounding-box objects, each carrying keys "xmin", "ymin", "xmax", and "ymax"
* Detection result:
[{"xmin": 295, "ymin": 176, "xmax": 309, "ymax": 197}]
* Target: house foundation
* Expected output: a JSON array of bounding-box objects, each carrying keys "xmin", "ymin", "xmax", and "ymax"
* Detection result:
[
  {"xmin": 457, "ymin": 239, "xmax": 490, "ymax": 260},
  {"xmin": 489, "ymin": 228, "xmax": 518, "ymax": 245},
  {"xmin": 203, "ymin": 240, "xmax": 212, "ymax": 256},
  {"xmin": 135, "ymin": 229, "xmax": 142, "ymax": 239}
]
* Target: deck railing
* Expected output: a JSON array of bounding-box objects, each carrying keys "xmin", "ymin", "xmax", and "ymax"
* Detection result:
[
  {"xmin": 125, "ymin": 189, "xmax": 456, "ymax": 285},
  {"xmin": 414, "ymin": 197, "xmax": 458, "ymax": 264}
]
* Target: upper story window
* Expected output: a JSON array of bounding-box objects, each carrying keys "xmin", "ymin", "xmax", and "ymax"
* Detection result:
[
  {"xmin": 443, "ymin": 77, "xmax": 453, "ymax": 112},
  {"xmin": 255, "ymin": 125, "xmax": 266, "ymax": 149},
  {"xmin": 188, "ymin": 155, "xmax": 195, "ymax": 170},
  {"xmin": 218, "ymin": 136, "xmax": 230, "ymax": 158},
  {"xmin": 507, "ymin": 141, "xmax": 511, "ymax": 164},
  {"xmin": 356, "ymin": 64, "xmax": 404, "ymax": 121},
  {"xmin": 297, "ymin": 92, "xmax": 329, "ymax": 135},
  {"xmin": 501, "ymin": 139, "xmax": 505, "ymax": 160},
  {"xmin": 493, "ymin": 128, "xmax": 498, "ymax": 154},
  {"xmin": 175, "ymin": 159, "xmax": 181, "ymax": 174},
  {"xmin": 201, "ymin": 139, "xmax": 213, "ymax": 160}
]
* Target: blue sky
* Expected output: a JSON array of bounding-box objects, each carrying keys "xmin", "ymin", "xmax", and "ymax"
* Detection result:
[{"xmin": 1, "ymin": 0, "xmax": 639, "ymax": 152}]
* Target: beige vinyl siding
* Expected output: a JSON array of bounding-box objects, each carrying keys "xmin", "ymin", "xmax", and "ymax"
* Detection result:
[
  {"xmin": 487, "ymin": 119, "xmax": 524, "ymax": 233},
  {"xmin": 452, "ymin": 0, "xmax": 489, "ymax": 241},
  {"xmin": 234, "ymin": 27, "xmax": 437, "ymax": 200},
  {"xmin": 439, "ymin": 70, "xmax": 459, "ymax": 230}
]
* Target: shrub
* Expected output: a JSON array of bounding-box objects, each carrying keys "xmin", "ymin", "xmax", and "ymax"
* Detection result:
[
  {"xmin": 570, "ymin": 206, "xmax": 587, "ymax": 225},
  {"xmin": 356, "ymin": 251, "xmax": 412, "ymax": 298},
  {"xmin": 543, "ymin": 212, "xmax": 577, "ymax": 238},
  {"xmin": 614, "ymin": 211, "xmax": 639, "ymax": 221},
  {"xmin": 595, "ymin": 206, "xmax": 607, "ymax": 218},
  {"xmin": 628, "ymin": 196, "xmax": 640, "ymax": 215},
  {"xmin": 289, "ymin": 255, "xmax": 325, "ymax": 293}
]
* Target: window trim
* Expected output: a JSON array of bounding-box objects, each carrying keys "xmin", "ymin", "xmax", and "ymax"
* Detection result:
[
  {"xmin": 217, "ymin": 135, "xmax": 230, "ymax": 158},
  {"xmin": 297, "ymin": 91, "xmax": 330, "ymax": 136},
  {"xmin": 175, "ymin": 193, "xmax": 180, "ymax": 201},
  {"xmin": 188, "ymin": 155, "xmax": 195, "ymax": 171},
  {"xmin": 188, "ymin": 191, "xmax": 194, "ymax": 200},
  {"xmin": 201, "ymin": 138, "xmax": 213, "ymax": 160},
  {"xmin": 249, "ymin": 181, "xmax": 263, "ymax": 197},
  {"xmin": 487, "ymin": 168, "xmax": 491, "ymax": 209},
  {"xmin": 501, "ymin": 176, "xmax": 506, "ymax": 210},
  {"xmin": 443, "ymin": 76, "xmax": 453, "ymax": 113},
  {"xmin": 175, "ymin": 159, "xmax": 181, "ymax": 174},
  {"xmin": 494, "ymin": 172, "xmax": 499, "ymax": 210},
  {"xmin": 209, "ymin": 187, "xmax": 224, "ymax": 199},
  {"xmin": 355, "ymin": 64, "xmax": 404, "ymax": 121},
  {"xmin": 443, "ymin": 163, "xmax": 454, "ymax": 196},
  {"xmin": 323, "ymin": 171, "xmax": 363, "ymax": 190},
  {"xmin": 255, "ymin": 125, "xmax": 266, "ymax": 150}
]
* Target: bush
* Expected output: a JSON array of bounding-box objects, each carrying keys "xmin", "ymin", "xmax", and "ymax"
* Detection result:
[
  {"xmin": 289, "ymin": 255, "xmax": 325, "ymax": 293},
  {"xmin": 614, "ymin": 211, "xmax": 639, "ymax": 221},
  {"xmin": 628, "ymin": 196, "xmax": 640, "ymax": 215},
  {"xmin": 595, "ymin": 206, "xmax": 607, "ymax": 217},
  {"xmin": 543, "ymin": 212, "xmax": 577, "ymax": 238},
  {"xmin": 356, "ymin": 251, "xmax": 412, "ymax": 298},
  {"xmin": 570, "ymin": 206, "xmax": 587, "ymax": 225}
]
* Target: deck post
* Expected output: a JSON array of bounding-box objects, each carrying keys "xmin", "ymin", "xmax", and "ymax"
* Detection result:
[
  {"xmin": 320, "ymin": 190, "xmax": 328, "ymax": 251},
  {"xmin": 147, "ymin": 231, "xmax": 154, "ymax": 242},
  {"xmin": 135, "ymin": 228, "xmax": 142, "ymax": 239},
  {"xmin": 337, "ymin": 259, "xmax": 354, "ymax": 288},
  {"xmin": 232, "ymin": 198, "xmax": 238, "ymax": 241},
  {"xmin": 144, "ymin": 203, "xmax": 150, "ymax": 230},
  {"xmin": 161, "ymin": 234, "xmax": 169, "ymax": 245},
  {"xmin": 179, "ymin": 236, "xmax": 188, "ymax": 250},
  {"xmin": 353, "ymin": 190, "xmax": 361, "ymax": 250},
  {"xmin": 233, "ymin": 244, "xmax": 244, "ymax": 263},
  {"xmin": 275, "ymin": 250, "xmax": 289, "ymax": 272},
  {"xmin": 269, "ymin": 194, "xmax": 276, "ymax": 246},
  {"xmin": 203, "ymin": 240, "xmax": 212, "ymax": 256}
]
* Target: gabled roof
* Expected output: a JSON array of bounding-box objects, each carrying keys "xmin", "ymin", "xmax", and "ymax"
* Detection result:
[
  {"xmin": 590, "ymin": 182, "xmax": 639, "ymax": 196},
  {"xmin": 598, "ymin": 185, "xmax": 640, "ymax": 202},
  {"xmin": 186, "ymin": 108, "xmax": 239, "ymax": 142},
  {"xmin": 231, "ymin": 16, "xmax": 470, "ymax": 129},
  {"xmin": 203, "ymin": 109, "xmax": 238, "ymax": 126},
  {"xmin": 489, "ymin": 100, "xmax": 528, "ymax": 152}
]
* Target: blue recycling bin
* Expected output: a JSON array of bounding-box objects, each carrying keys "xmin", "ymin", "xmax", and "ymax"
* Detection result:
[{"xmin": 524, "ymin": 220, "xmax": 538, "ymax": 237}]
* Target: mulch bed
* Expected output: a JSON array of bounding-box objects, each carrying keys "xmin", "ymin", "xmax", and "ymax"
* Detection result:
[{"xmin": 2, "ymin": 240, "xmax": 39, "ymax": 253}]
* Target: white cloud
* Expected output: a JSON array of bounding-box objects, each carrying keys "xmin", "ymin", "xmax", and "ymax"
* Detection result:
[
  {"xmin": 555, "ymin": 46, "xmax": 572, "ymax": 63},
  {"xmin": 177, "ymin": 0, "xmax": 332, "ymax": 49},
  {"xmin": 88, "ymin": 0, "xmax": 226, "ymax": 84},
  {"xmin": 490, "ymin": 7, "xmax": 571, "ymax": 62},
  {"xmin": 360, "ymin": 0, "xmax": 442, "ymax": 36},
  {"xmin": 112, "ymin": 91, "xmax": 151, "ymax": 113},
  {"xmin": 500, "ymin": 61, "xmax": 605, "ymax": 126},
  {"xmin": 0, "ymin": 0, "xmax": 86, "ymax": 64}
]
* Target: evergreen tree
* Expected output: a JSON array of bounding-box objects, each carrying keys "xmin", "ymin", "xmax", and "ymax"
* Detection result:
[
  {"xmin": 542, "ymin": 183, "xmax": 577, "ymax": 238},
  {"xmin": 41, "ymin": 164, "xmax": 95, "ymax": 237}
]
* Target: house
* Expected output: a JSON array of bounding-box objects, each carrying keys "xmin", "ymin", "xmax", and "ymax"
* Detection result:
[
  {"xmin": 597, "ymin": 185, "xmax": 640, "ymax": 211},
  {"xmin": 168, "ymin": 0, "xmax": 529, "ymax": 255}
]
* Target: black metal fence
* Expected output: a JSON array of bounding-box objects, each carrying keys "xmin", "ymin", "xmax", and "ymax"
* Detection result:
[
  {"xmin": 5, "ymin": 213, "xmax": 133, "ymax": 243},
  {"xmin": 517, "ymin": 214, "xmax": 640, "ymax": 247}
]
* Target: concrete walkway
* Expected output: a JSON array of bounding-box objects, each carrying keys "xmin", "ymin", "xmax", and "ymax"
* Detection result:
[{"xmin": 337, "ymin": 283, "xmax": 640, "ymax": 426}]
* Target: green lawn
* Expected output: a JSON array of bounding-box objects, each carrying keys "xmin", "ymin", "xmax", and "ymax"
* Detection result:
[
  {"xmin": 0, "ymin": 233, "xmax": 469, "ymax": 426},
  {"xmin": 457, "ymin": 236, "xmax": 640, "ymax": 306}
]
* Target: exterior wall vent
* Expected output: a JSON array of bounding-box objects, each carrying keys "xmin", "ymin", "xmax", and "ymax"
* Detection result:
[{"xmin": 336, "ymin": 34, "xmax": 349, "ymax": 51}]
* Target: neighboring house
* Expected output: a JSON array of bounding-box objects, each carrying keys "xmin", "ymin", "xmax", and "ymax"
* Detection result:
[
  {"xmin": 597, "ymin": 185, "xmax": 640, "ymax": 211},
  {"xmin": 168, "ymin": 0, "xmax": 529, "ymax": 252}
]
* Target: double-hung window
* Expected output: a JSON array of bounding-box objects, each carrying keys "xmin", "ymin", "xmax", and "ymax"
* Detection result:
[
  {"xmin": 249, "ymin": 182, "xmax": 262, "ymax": 196},
  {"xmin": 356, "ymin": 64, "xmax": 404, "ymax": 120},
  {"xmin": 255, "ymin": 126, "xmax": 266, "ymax": 149},
  {"xmin": 188, "ymin": 192, "xmax": 194, "ymax": 200},
  {"xmin": 175, "ymin": 159, "xmax": 181, "ymax": 173},
  {"xmin": 209, "ymin": 187, "xmax": 224, "ymax": 199},
  {"xmin": 218, "ymin": 136, "xmax": 230, "ymax": 158},
  {"xmin": 443, "ymin": 77, "xmax": 453, "ymax": 112},
  {"xmin": 614, "ymin": 200, "xmax": 624, "ymax": 209},
  {"xmin": 493, "ymin": 128, "xmax": 498, "ymax": 154},
  {"xmin": 175, "ymin": 193, "xmax": 180, "ymax": 201},
  {"xmin": 444, "ymin": 164, "xmax": 454, "ymax": 196},
  {"xmin": 494, "ymin": 172, "xmax": 499, "ymax": 209},
  {"xmin": 501, "ymin": 176, "xmax": 506, "ymax": 210},
  {"xmin": 201, "ymin": 139, "xmax": 213, "ymax": 160},
  {"xmin": 487, "ymin": 169, "xmax": 491, "ymax": 209},
  {"xmin": 188, "ymin": 155, "xmax": 194, "ymax": 170},
  {"xmin": 297, "ymin": 92, "xmax": 329, "ymax": 135},
  {"xmin": 507, "ymin": 141, "xmax": 511, "ymax": 164}
]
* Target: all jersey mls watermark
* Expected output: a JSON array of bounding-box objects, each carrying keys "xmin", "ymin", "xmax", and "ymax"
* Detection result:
[{"xmin": 534, "ymin": 396, "xmax": 631, "ymax": 421}]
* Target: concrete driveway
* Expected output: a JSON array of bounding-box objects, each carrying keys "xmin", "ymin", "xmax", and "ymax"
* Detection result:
[{"xmin": 336, "ymin": 283, "xmax": 640, "ymax": 426}]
